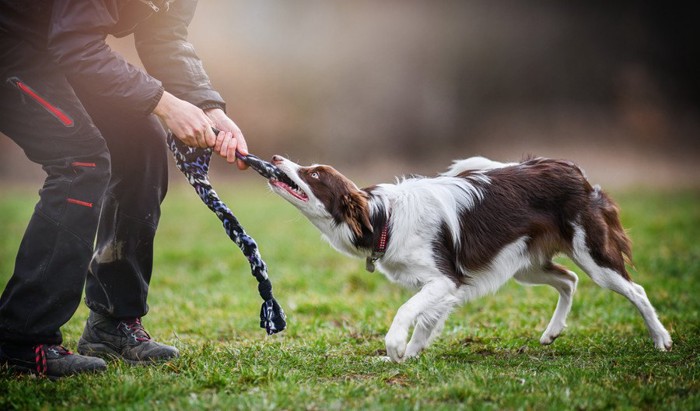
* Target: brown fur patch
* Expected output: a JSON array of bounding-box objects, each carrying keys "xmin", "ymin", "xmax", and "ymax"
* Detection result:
[
  {"xmin": 580, "ymin": 188, "xmax": 632, "ymax": 279},
  {"xmin": 299, "ymin": 165, "xmax": 373, "ymax": 238},
  {"xmin": 433, "ymin": 158, "xmax": 622, "ymax": 283}
]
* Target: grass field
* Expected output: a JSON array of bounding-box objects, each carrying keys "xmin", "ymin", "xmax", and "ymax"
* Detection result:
[{"xmin": 0, "ymin": 180, "xmax": 698, "ymax": 410}]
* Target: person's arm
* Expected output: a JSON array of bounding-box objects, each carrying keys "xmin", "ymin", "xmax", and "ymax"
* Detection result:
[
  {"xmin": 134, "ymin": 0, "xmax": 223, "ymax": 112},
  {"xmin": 47, "ymin": 0, "xmax": 164, "ymax": 116},
  {"xmin": 47, "ymin": 0, "xmax": 219, "ymax": 149},
  {"xmin": 134, "ymin": 0, "xmax": 248, "ymax": 167}
]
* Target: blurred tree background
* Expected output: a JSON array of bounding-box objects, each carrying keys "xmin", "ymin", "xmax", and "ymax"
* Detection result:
[{"xmin": 1, "ymin": 0, "xmax": 698, "ymax": 187}]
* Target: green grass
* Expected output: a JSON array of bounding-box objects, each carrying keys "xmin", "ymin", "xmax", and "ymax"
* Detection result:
[{"xmin": 1, "ymin": 181, "xmax": 698, "ymax": 410}]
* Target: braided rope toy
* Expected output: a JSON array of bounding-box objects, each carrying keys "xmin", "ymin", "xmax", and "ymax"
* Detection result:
[{"xmin": 167, "ymin": 133, "xmax": 287, "ymax": 335}]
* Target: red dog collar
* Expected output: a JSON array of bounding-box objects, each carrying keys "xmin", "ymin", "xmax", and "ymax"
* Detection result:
[{"xmin": 366, "ymin": 213, "xmax": 391, "ymax": 272}]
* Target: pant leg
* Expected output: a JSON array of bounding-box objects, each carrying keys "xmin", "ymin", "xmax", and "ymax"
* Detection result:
[
  {"xmin": 0, "ymin": 38, "xmax": 111, "ymax": 345},
  {"xmin": 70, "ymin": 81, "xmax": 169, "ymax": 319}
]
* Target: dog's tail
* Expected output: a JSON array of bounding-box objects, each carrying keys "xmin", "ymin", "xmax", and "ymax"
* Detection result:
[
  {"xmin": 443, "ymin": 156, "xmax": 516, "ymax": 176},
  {"xmin": 585, "ymin": 185, "xmax": 634, "ymax": 280}
]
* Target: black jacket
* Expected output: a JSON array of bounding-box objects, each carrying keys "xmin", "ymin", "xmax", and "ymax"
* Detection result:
[{"xmin": 0, "ymin": 0, "xmax": 225, "ymax": 116}]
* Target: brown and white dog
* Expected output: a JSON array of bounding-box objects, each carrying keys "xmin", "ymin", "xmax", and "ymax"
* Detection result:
[{"xmin": 268, "ymin": 155, "xmax": 672, "ymax": 362}]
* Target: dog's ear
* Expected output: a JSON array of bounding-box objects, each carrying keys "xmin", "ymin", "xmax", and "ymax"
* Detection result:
[{"xmin": 341, "ymin": 191, "xmax": 373, "ymax": 237}]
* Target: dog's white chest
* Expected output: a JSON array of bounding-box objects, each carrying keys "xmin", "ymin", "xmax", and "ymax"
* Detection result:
[{"xmin": 376, "ymin": 260, "xmax": 432, "ymax": 289}]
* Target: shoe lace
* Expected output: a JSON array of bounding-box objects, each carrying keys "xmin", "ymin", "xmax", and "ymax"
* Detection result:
[
  {"xmin": 119, "ymin": 318, "xmax": 152, "ymax": 342},
  {"xmin": 34, "ymin": 344, "xmax": 72, "ymax": 376}
]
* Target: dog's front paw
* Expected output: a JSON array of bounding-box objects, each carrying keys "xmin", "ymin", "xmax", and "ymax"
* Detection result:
[
  {"xmin": 404, "ymin": 341, "xmax": 426, "ymax": 359},
  {"xmin": 385, "ymin": 331, "xmax": 408, "ymax": 363}
]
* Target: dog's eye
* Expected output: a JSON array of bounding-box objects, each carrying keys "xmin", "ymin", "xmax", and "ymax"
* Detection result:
[{"xmin": 311, "ymin": 172, "xmax": 320, "ymax": 179}]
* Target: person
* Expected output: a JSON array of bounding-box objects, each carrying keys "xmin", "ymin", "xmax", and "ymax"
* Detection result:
[{"xmin": 0, "ymin": 0, "xmax": 248, "ymax": 378}]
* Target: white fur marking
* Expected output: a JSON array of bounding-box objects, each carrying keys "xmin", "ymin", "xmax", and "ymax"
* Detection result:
[{"xmin": 443, "ymin": 156, "xmax": 517, "ymax": 176}]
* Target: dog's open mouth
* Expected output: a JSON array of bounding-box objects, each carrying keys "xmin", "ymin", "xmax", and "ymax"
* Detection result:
[{"xmin": 270, "ymin": 172, "xmax": 308, "ymax": 202}]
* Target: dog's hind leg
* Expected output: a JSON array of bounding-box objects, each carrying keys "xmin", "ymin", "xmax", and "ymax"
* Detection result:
[
  {"xmin": 385, "ymin": 278, "xmax": 457, "ymax": 362},
  {"xmin": 514, "ymin": 262, "xmax": 578, "ymax": 345},
  {"xmin": 570, "ymin": 224, "xmax": 672, "ymax": 351}
]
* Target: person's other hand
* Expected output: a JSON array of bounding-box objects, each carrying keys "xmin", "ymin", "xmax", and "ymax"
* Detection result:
[
  {"xmin": 153, "ymin": 91, "xmax": 215, "ymax": 148},
  {"xmin": 205, "ymin": 108, "xmax": 249, "ymax": 170}
]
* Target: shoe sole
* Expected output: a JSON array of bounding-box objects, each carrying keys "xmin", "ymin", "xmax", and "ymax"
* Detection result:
[
  {"xmin": 77, "ymin": 341, "xmax": 175, "ymax": 366},
  {"xmin": 2, "ymin": 362, "xmax": 105, "ymax": 380}
]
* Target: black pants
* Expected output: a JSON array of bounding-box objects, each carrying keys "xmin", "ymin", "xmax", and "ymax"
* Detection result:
[{"xmin": 0, "ymin": 36, "xmax": 168, "ymax": 346}]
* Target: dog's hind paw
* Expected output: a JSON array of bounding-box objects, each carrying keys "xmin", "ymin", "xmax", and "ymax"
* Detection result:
[
  {"xmin": 654, "ymin": 330, "xmax": 673, "ymax": 351},
  {"xmin": 539, "ymin": 333, "xmax": 560, "ymax": 345},
  {"xmin": 539, "ymin": 323, "xmax": 566, "ymax": 345}
]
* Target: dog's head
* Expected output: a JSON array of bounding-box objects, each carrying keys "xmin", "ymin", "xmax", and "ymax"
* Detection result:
[{"xmin": 268, "ymin": 155, "xmax": 373, "ymax": 241}]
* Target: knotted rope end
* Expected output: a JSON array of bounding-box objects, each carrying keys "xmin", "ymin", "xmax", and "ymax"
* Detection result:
[{"xmin": 260, "ymin": 298, "xmax": 287, "ymax": 335}]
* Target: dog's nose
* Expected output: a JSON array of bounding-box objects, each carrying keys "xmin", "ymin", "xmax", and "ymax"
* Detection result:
[{"xmin": 272, "ymin": 155, "xmax": 284, "ymax": 164}]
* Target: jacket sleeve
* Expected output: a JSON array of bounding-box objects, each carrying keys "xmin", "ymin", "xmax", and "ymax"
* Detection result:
[
  {"xmin": 134, "ymin": 0, "xmax": 226, "ymax": 112},
  {"xmin": 47, "ymin": 0, "xmax": 165, "ymax": 116}
]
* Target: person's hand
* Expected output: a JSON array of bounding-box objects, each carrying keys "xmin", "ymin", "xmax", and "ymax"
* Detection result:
[
  {"xmin": 152, "ymin": 91, "xmax": 216, "ymax": 148},
  {"xmin": 205, "ymin": 108, "xmax": 249, "ymax": 170}
]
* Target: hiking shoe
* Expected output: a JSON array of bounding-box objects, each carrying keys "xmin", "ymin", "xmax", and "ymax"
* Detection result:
[
  {"xmin": 77, "ymin": 311, "xmax": 179, "ymax": 365},
  {"xmin": 0, "ymin": 344, "xmax": 107, "ymax": 379}
]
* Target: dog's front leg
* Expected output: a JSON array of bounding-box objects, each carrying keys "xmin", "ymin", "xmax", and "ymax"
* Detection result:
[
  {"xmin": 404, "ymin": 307, "xmax": 452, "ymax": 359},
  {"xmin": 385, "ymin": 278, "xmax": 455, "ymax": 362}
]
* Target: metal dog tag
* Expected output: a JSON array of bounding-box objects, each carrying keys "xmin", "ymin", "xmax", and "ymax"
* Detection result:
[{"xmin": 365, "ymin": 257, "xmax": 376, "ymax": 273}]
